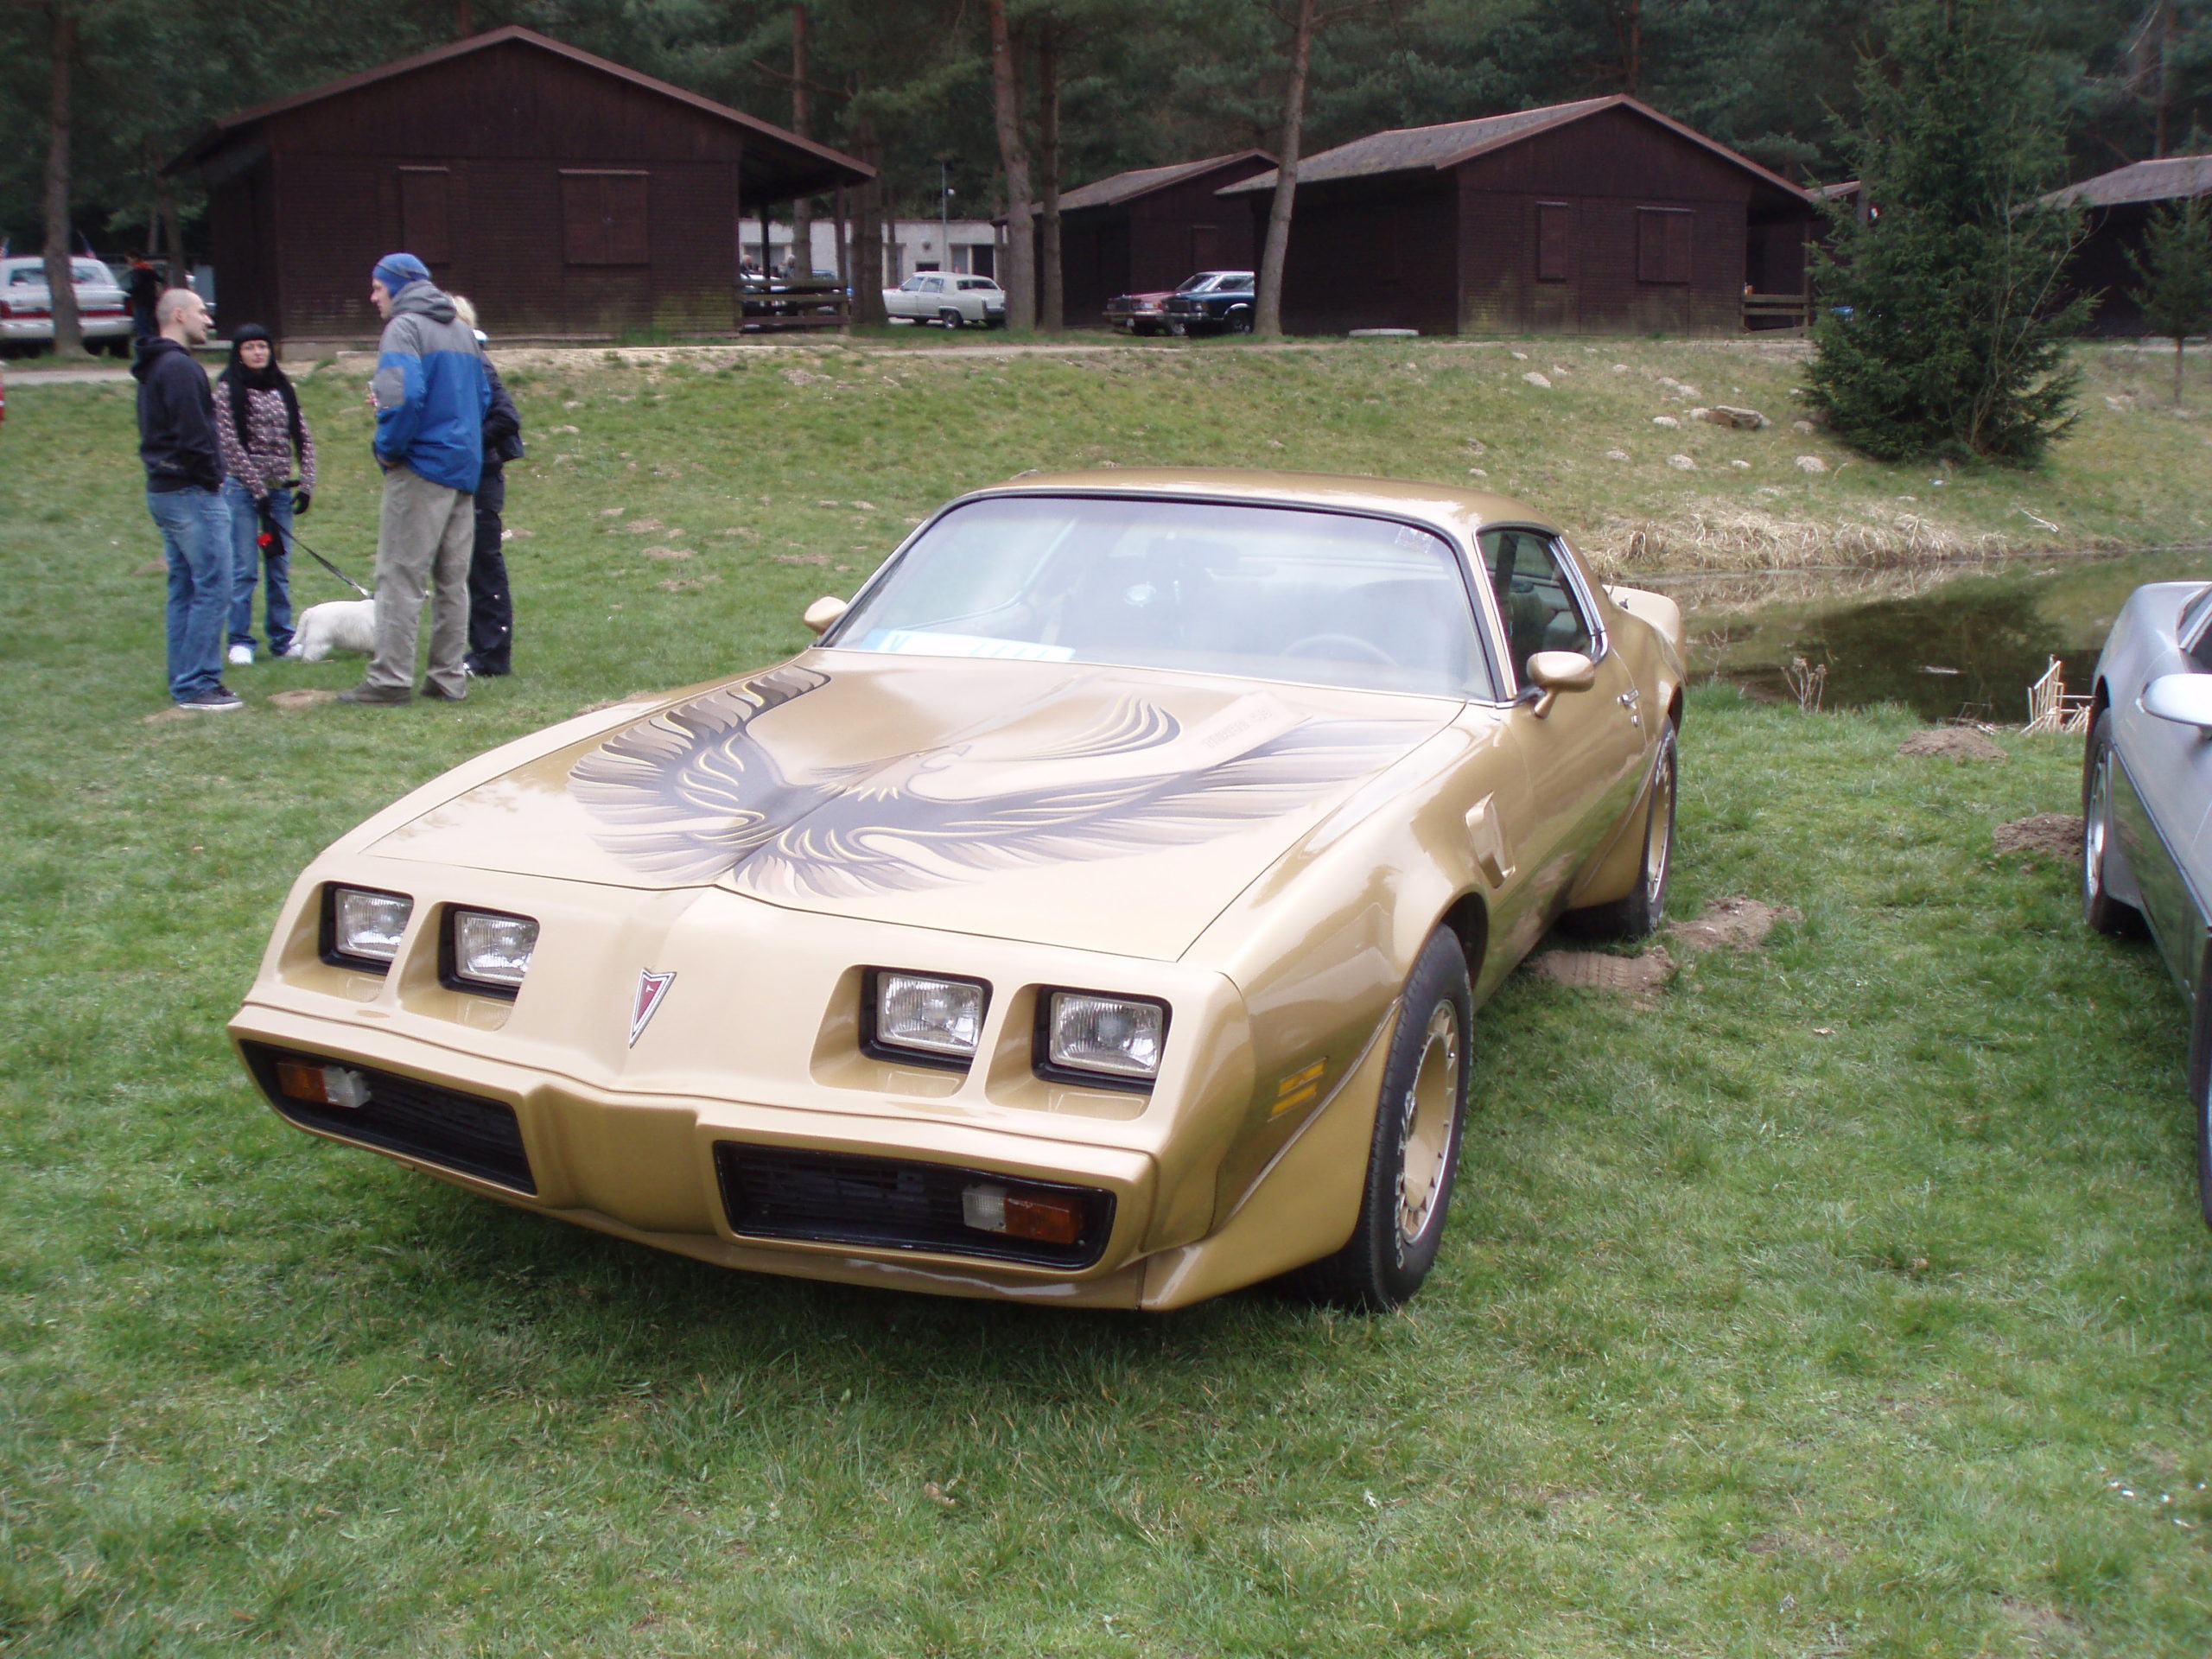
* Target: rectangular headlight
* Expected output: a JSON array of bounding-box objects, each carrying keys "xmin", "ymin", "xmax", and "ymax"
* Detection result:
[
  {"xmin": 447, "ymin": 909, "xmax": 539, "ymax": 996},
  {"xmin": 1041, "ymin": 991, "xmax": 1167, "ymax": 1085},
  {"xmin": 868, "ymin": 970, "xmax": 988, "ymax": 1067},
  {"xmin": 325, "ymin": 886, "xmax": 413, "ymax": 970}
]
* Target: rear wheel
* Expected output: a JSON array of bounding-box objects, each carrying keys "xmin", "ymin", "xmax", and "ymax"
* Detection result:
[
  {"xmin": 2082, "ymin": 709, "xmax": 2141, "ymax": 935},
  {"xmin": 938, "ymin": 308, "xmax": 964, "ymax": 330},
  {"xmin": 1567, "ymin": 724, "xmax": 1676, "ymax": 939},
  {"xmin": 1226, "ymin": 305, "xmax": 1254, "ymax": 334},
  {"xmin": 2193, "ymin": 987, "xmax": 2212, "ymax": 1231},
  {"xmin": 1294, "ymin": 929, "xmax": 1471, "ymax": 1310}
]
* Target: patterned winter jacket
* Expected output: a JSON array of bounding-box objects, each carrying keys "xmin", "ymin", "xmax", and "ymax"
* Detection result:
[{"xmin": 218, "ymin": 385, "xmax": 317, "ymax": 499}]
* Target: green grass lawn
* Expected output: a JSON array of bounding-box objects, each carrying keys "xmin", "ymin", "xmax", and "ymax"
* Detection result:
[{"xmin": 1, "ymin": 359, "xmax": 2209, "ymax": 1656}]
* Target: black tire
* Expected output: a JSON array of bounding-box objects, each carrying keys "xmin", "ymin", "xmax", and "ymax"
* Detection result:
[
  {"xmin": 1567, "ymin": 723, "xmax": 1677, "ymax": 940},
  {"xmin": 2191, "ymin": 976, "xmax": 2212, "ymax": 1232},
  {"xmin": 2082, "ymin": 708, "xmax": 2142, "ymax": 936},
  {"xmin": 938, "ymin": 308, "xmax": 963, "ymax": 330},
  {"xmin": 1226, "ymin": 305, "xmax": 1254, "ymax": 334},
  {"xmin": 1294, "ymin": 929, "xmax": 1472, "ymax": 1310}
]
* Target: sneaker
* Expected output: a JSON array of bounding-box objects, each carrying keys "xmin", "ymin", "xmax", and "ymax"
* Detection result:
[
  {"xmin": 178, "ymin": 686, "xmax": 244, "ymax": 711},
  {"xmin": 336, "ymin": 683, "xmax": 411, "ymax": 706},
  {"xmin": 227, "ymin": 644, "xmax": 255, "ymax": 666}
]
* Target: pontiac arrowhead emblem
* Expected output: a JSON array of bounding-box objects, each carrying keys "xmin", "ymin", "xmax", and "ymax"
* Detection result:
[{"xmin": 630, "ymin": 969, "xmax": 675, "ymax": 1046}]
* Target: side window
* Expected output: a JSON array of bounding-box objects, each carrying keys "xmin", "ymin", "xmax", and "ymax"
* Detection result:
[
  {"xmin": 1478, "ymin": 529, "xmax": 1596, "ymax": 690},
  {"xmin": 2181, "ymin": 586, "xmax": 2212, "ymax": 672}
]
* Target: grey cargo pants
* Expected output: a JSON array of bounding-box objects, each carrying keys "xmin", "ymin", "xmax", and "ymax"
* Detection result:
[{"xmin": 366, "ymin": 463, "xmax": 474, "ymax": 699}]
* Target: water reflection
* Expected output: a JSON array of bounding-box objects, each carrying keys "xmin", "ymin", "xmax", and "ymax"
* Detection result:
[{"xmin": 1649, "ymin": 550, "xmax": 2212, "ymax": 722}]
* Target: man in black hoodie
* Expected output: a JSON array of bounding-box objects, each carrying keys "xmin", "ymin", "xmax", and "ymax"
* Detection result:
[{"xmin": 134, "ymin": 287, "xmax": 238, "ymax": 710}]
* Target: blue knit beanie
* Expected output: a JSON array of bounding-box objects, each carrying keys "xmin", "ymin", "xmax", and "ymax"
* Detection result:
[{"xmin": 372, "ymin": 252, "xmax": 430, "ymax": 295}]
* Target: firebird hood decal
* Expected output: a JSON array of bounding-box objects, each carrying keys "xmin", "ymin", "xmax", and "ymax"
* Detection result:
[{"xmin": 567, "ymin": 665, "xmax": 1435, "ymax": 899}]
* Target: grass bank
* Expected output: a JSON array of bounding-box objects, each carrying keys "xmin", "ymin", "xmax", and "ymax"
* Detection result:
[{"xmin": 3, "ymin": 365, "xmax": 2212, "ymax": 1654}]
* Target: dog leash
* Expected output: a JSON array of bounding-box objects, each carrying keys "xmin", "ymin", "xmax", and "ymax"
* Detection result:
[{"xmin": 259, "ymin": 508, "xmax": 372, "ymax": 600}]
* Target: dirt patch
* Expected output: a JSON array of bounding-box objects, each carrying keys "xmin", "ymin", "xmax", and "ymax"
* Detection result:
[
  {"xmin": 266, "ymin": 688, "xmax": 340, "ymax": 710},
  {"xmin": 658, "ymin": 576, "xmax": 720, "ymax": 593},
  {"xmin": 137, "ymin": 560, "xmax": 167, "ymax": 576},
  {"xmin": 1997, "ymin": 1596, "xmax": 2088, "ymax": 1644},
  {"xmin": 1897, "ymin": 727, "xmax": 2008, "ymax": 762},
  {"xmin": 1994, "ymin": 812, "xmax": 2083, "ymax": 857},
  {"xmin": 141, "ymin": 705, "xmax": 195, "ymax": 725},
  {"xmin": 1668, "ymin": 897, "xmax": 1801, "ymax": 953},
  {"xmin": 1746, "ymin": 1529, "xmax": 1850, "ymax": 1562},
  {"xmin": 1529, "ymin": 948, "xmax": 1674, "ymax": 997},
  {"xmin": 639, "ymin": 545, "xmax": 693, "ymax": 561}
]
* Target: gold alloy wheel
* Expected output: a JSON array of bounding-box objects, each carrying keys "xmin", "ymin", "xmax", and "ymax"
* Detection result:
[
  {"xmin": 1644, "ymin": 747, "xmax": 1676, "ymax": 907},
  {"xmin": 1394, "ymin": 1001, "xmax": 1463, "ymax": 1256}
]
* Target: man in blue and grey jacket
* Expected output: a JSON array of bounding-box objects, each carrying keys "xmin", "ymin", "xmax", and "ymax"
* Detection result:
[{"xmin": 340, "ymin": 251, "xmax": 492, "ymax": 706}]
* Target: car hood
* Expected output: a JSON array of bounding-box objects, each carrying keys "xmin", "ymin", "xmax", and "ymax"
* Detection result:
[{"xmin": 372, "ymin": 652, "xmax": 1457, "ymax": 959}]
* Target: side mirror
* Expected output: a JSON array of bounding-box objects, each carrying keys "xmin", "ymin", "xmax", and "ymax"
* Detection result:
[
  {"xmin": 2142, "ymin": 673, "xmax": 2212, "ymax": 734},
  {"xmin": 1524, "ymin": 650, "xmax": 1596, "ymax": 718},
  {"xmin": 802, "ymin": 594, "xmax": 849, "ymax": 636}
]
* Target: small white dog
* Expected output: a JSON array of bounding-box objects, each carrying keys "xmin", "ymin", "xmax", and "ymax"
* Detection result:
[{"xmin": 286, "ymin": 599, "xmax": 378, "ymax": 661}]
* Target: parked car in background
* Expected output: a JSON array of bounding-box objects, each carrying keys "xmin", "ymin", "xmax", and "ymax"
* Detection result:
[
  {"xmin": 1164, "ymin": 270, "xmax": 1255, "ymax": 336},
  {"xmin": 883, "ymin": 272, "xmax": 1007, "ymax": 327},
  {"xmin": 230, "ymin": 467, "xmax": 1686, "ymax": 1312},
  {"xmin": 0, "ymin": 257, "xmax": 133, "ymax": 354},
  {"xmin": 1104, "ymin": 289, "xmax": 1176, "ymax": 335},
  {"xmin": 2082, "ymin": 578, "xmax": 2212, "ymax": 1228}
]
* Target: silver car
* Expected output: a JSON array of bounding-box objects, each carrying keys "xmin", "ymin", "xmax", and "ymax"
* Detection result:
[
  {"xmin": 2082, "ymin": 577, "xmax": 2212, "ymax": 1226},
  {"xmin": 0, "ymin": 257, "xmax": 134, "ymax": 353},
  {"xmin": 882, "ymin": 272, "xmax": 1006, "ymax": 328}
]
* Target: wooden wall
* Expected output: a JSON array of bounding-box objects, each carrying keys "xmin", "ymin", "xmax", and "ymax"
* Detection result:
[
  {"xmin": 1056, "ymin": 154, "xmax": 1272, "ymax": 323},
  {"xmin": 1453, "ymin": 105, "xmax": 1758, "ymax": 335},
  {"xmin": 1268, "ymin": 178, "xmax": 1462, "ymax": 336},
  {"xmin": 2068, "ymin": 206, "xmax": 2156, "ymax": 335},
  {"xmin": 216, "ymin": 39, "xmax": 757, "ymax": 342}
]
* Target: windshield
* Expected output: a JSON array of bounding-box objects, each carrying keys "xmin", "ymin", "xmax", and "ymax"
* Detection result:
[{"xmin": 831, "ymin": 495, "xmax": 1496, "ymax": 699}]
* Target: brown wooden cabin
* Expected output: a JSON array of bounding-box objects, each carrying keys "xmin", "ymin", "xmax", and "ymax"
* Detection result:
[
  {"xmin": 1046, "ymin": 151, "xmax": 1275, "ymax": 321},
  {"xmin": 1218, "ymin": 96, "xmax": 1815, "ymax": 336},
  {"xmin": 164, "ymin": 27, "xmax": 873, "ymax": 346},
  {"xmin": 2045, "ymin": 155, "xmax": 2212, "ymax": 335}
]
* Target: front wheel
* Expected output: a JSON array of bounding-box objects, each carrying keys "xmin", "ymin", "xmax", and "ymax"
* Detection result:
[
  {"xmin": 1294, "ymin": 929, "xmax": 1472, "ymax": 1310},
  {"xmin": 1567, "ymin": 724, "xmax": 1676, "ymax": 939},
  {"xmin": 2082, "ymin": 709, "xmax": 2141, "ymax": 935}
]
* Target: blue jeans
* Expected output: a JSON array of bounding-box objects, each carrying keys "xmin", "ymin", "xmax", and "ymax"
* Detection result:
[
  {"xmin": 225, "ymin": 480, "xmax": 295, "ymax": 654},
  {"xmin": 147, "ymin": 486, "xmax": 231, "ymax": 702}
]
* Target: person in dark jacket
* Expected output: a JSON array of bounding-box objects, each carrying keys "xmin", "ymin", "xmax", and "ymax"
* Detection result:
[
  {"xmin": 134, "ymin": 287, "xmax": 238, "ymax": 710},
  {"xmin": 124, "ymin": 251, "xmax": 162, "ymax": 342},
  {"xmin": 216, "ymin": 323, "xmax": 317, "ymax": 664},
  {"xmin": 450, "ymin": 295, "xmax": 520, "ymax": 677}
]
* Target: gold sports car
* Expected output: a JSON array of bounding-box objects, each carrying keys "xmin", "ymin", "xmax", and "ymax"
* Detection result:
[{"xmin": 231, "ymin": 470, "xmax": 1685, "ymax": 1311}]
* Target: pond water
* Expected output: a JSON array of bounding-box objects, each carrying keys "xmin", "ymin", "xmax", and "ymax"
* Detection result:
[{"xmin": 1645, "ymin": 548, "xmax": 2212, "ymax": 723}]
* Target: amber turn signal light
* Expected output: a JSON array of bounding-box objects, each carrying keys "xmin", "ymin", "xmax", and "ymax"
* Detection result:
[
  {"xmin": 960, "ymin": 1181, "xmax": 1087, "ymax": 1246},
  {"xmin": 276, "ymin": 1058, "xmax": 372, "ymax": 1109}
]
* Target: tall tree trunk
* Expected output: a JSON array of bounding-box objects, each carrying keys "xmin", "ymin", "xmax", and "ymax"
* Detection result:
[
  {"xmin": 1612, "ymin": 0, "xmax": 1643, "ymax": 96},
  {"xmin": 1039, "ymin": 29, "xmax": 1063, "ymax": 330},
  {"xmin": 2177, "ymin": 334, "xmax": 2187, "ymax": 405},
  {"xmin": 454, "ymin": 0, "xmax": 474, "ymax": 35},
  {"xmin": 156, "ymin": 173, "xmax": 185, "ymax": 288},
  {"xmin": 1254, "ymin": 0, "xmax": 1316, "ymax": 340},
  {"xmin": 850, "ymin": 111, "xmax": 887, "ymax": 326},
  {"xmin": 791, "ymin": 5, "xmax": 812, "ymax": 276},
  {"xmin": 42, "ymin": 3, "xmax": 86, "ymax": 359},
  {"xmin": 2154, "ymin": 0, "xmax": 2175, "ymax": 157},
  {"xmin": 984, "ymin": 0, "xmax": 1036, "ymax": 331}
]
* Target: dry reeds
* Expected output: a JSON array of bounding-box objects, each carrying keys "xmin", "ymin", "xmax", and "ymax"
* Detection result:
[{"xmin": 1582, "ymin": 507, "xmax": 2019, "ymax": 575}]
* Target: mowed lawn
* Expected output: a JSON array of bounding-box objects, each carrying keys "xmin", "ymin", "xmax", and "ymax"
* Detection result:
[{"xmin": 1, "ymin": 354, "xmax": 2209, "ymax": 1656}]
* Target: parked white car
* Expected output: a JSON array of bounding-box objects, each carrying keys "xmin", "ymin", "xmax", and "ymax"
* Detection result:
[
  {"xmin": 0, "ymin": 257, "xmax": 133, "ymax": 354},
  {"xmin": 883, "ymin": 272, "xmax": 1007, "ymax": 328}
]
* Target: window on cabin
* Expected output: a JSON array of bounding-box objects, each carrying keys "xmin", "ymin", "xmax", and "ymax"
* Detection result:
[
  {"xmin": 560, "ymin": 170, "xmax": 649, "ymax": 265},
  {"xmin": 1636, "ymin": 207, "xmax": 1693, "ymax": 284},
  {"xmin": 1535, "ymin": 201, "xmax": 1573, "ymax": 283}
]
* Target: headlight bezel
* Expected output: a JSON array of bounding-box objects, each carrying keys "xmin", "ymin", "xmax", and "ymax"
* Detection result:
[
  {"xmin": 861, "ymin": 968, "xmax": 993, "ymax": 1072},
  {"xmin": 319, "ymin": 884, "xmax": 415, "ymax": 974},
  {"xmin": 1033, "ymin": 988, "xmax": 1171, "ymax": 1092},
  {"xmin": 439, "ymin": 906, "xmax": 540, "ymax": 1001}
]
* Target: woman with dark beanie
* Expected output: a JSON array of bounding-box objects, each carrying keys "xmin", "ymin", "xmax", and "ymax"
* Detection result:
[{"xmin": 216, "ymin": 323, "xmax": 316, "ymax": 664}]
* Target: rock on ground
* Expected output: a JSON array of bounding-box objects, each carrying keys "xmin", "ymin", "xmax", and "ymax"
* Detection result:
[
  {"xmin": 1530, "ymin": 948, "xmax": 1675, "ymax": 996},
  {"xmin": 1897, "ymin": 728, "xmax": 2008, "ymax": 762},
  {"xmin": 1993, "ymin": 813, "xmax": 2083, "ymax": 857},
  {"xmin": 1795, "ymin": 454, "xmax": 1827, "ymax": 474},
  {"xmin": 1701, "ymin": 404, "xmax": 1769, "ymax": 429},
  {"xmin": 1669, "ymin": 897, "xmax": 1802, "ymax": 953},
  {"xmin": 1667, "ymin": 454, "xmax": 1697, "ymax": 470}
]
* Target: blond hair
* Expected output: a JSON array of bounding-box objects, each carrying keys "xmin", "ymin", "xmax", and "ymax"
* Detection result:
[{"xmin": 449, "ymin": 293, "xmax": 478, "ymax": 328}]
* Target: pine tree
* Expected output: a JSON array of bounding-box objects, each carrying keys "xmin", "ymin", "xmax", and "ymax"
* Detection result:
[
  {"xmin": 2127, "ymin": 198, "xmax": 2212, "ymax": 404},
  {"xmin": 1807, "ymin": 0, "xmax": 2090, "ymax": 466}
]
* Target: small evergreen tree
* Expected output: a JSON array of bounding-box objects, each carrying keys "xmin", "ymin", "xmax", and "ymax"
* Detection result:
[
  {"xmin": 1807, "ymin": 0, "xmax": 2090, "ymax": 466},
  {"xmin": 2127, "ymin": 198, "xmax": 2212, "ymax": 404}
]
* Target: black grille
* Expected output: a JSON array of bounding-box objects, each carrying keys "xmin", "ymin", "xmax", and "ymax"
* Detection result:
[
  {"xmin": 715, "ymin": 1143, "xmax": 1113, "ymax": 1269},
  {"xmin": 242, "ymin": 1042, "xmax": 536, "ymax": 1193}
]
